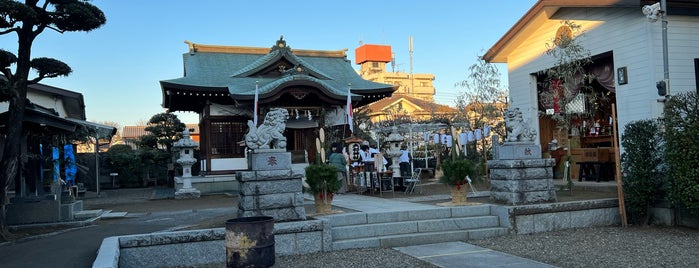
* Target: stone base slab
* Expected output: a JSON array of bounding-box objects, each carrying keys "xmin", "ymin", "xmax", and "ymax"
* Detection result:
[
  {"xmin": 491, "ymin": 190, "xmax": 557, "ymax": 205},
  {"xmin": 174, "ymin": 188, "xmax": 201, "ymax": 199}
]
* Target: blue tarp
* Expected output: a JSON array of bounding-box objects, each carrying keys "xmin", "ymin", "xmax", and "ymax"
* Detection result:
[{"xmin": 64, "ymin": 144, "xmax": 76, "ymax": 184}]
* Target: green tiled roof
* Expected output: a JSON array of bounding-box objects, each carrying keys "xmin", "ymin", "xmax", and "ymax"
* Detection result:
[{"xmin": 160, "ymin": 45, "xmax": 393, "ymax": 99}]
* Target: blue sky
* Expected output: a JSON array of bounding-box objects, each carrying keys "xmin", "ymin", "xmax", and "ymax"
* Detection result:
[{"xmin": 1, "ymin": 0, "xmax": 538, "ymax": 128}]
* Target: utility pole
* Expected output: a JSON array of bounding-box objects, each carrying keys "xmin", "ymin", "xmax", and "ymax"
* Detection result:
[
  {"xmin": 643, "ymin": 1, "xmax": 670, "ymax": 103},
  {"xmin": 661, "ymin": 0, "xmax": 669, "ymax": 98}
]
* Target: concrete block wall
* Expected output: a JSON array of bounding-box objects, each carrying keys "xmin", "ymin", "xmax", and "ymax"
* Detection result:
[
  {"xmin": 507, "ymin": 198, "xmax": 621, "ymax": 234},
  {"xmin": 175, "ymin": 175, "xmax": 238, "ymax": 194},
  {"xmin": 94, "ymin": 219, "xmax": 329, "ymax": 268}
]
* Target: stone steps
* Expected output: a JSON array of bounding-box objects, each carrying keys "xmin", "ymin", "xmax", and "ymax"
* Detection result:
[{"xmin": 317, "ymin": 205, "xmax": 508, "ymax": 250}]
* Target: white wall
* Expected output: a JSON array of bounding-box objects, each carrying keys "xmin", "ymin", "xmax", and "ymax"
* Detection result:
[
  {"xmin": 0, "ymin": 91, "xmax": 68, "ymax": 116},
  {"xmin": 210, "ymin": 157, "xmax": 247, "ymax": 171},
  {"xmin": 506, "ymin": 7, "xmax": 699, "ymax": 146}
]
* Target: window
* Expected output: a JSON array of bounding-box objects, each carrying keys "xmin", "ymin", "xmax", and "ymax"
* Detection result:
[
  {"xmin": 372, "ymin": 62, "xmax": 379, "ymax": 68},
  {"xmin": 210, "ymin": 121, "xmax": 246, "ymax": 157}
]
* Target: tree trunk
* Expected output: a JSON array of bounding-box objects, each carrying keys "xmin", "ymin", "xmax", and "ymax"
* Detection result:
[
  {"xmin": 0, "ymin": 25, "xmax": 36, "ymax": 241},
  {"xmin": 0, "ymin": 94, "xmax": 25, "ymax": 241}
]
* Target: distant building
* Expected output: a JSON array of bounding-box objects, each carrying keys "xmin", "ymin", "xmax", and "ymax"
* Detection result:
[
  {"xmin": 364, "ymin": 94, "xmax": 456, "ymax": 123},
  {"xmin": 355, "ymin": 44, "xmax": 454, "ymax": 124},
  {"xmin": 355, "ymin": 44, "xmax": 436, "ymax": 102},
  {"xmin": 122, "ymin": 124, "xmax": 200, "ymax": 149}
]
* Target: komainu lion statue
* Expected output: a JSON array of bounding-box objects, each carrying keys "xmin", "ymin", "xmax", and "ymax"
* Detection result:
[
  {"xmin": 245, "ymin": 108, "xmax": 289, "ymax": 150},
  {"xmin": 504, "ymin": 108, "xmax": 537, "ymax": 142}
]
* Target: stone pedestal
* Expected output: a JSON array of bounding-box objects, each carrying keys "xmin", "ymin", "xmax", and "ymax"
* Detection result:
[
  {"xmin": 236, "ymin": 150, "xmax": 306, "ymax": 221},
  {"xmin": 175, "ymin": 176, "xmax": 201, "ymax": 199},
  {"xmin": 174, "ymin": 184, "xmax": 201, "ymax": 199},
  {"xmin": 488, "ymin": 158, "xmax": 557, "ymax": 205}
]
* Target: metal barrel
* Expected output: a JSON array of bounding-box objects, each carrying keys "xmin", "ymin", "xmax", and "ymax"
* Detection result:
[{"xmin": 225, "ymin": 216, "xmax": 275, "ymax": 268}]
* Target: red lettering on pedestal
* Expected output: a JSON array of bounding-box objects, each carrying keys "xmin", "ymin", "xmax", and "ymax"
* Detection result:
[{"xmin": 267, "ymin": 156, "xmax": 278, "ymax": 166}]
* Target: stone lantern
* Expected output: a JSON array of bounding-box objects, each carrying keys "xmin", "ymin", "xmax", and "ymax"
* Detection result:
[
  {"xmin": 173, "ymin": 129, "xmax": 200, "ymax": 199},
  {"xmin": 385, "ymin": 126, "xmax": 404, "ymax": 178}
]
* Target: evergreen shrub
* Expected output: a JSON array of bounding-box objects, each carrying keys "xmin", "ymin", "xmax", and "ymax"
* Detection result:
[
  {"xmin": 621, "ymin": 119, "xmax": 665, "ymax": 225},
  {"xmin": 664, "ymin": 91, "xmax": 699, "ymax": 216}
]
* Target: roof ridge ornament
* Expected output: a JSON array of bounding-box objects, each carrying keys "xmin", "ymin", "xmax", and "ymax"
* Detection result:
[{"xmin": 272, "ymin": 35, "xmax": 290, "ymax": 53}]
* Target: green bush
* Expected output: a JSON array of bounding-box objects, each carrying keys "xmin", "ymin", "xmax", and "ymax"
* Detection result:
[
  {"xmin": 664, "ymin": 91, "xmax": 699, "ymax": 216},
  {"xmin": 304, "ymin": 163, "xmax": 342, "ymax": 195},
  {"xmin": 621, "ymin": 119, "xmax": 665, "ymax": 225},
  {"xmin": 106, "ymin": 145, "xmax": 142, "ymax": 188}
]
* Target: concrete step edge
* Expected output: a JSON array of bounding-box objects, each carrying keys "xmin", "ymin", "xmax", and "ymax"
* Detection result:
[
  {"xmin": 332, "ymin": 227, "xmax": 509, "ymax": 250},
  {"xmin": 319, "ymin": 205, "xmax": 493, "ymax": 227},
  {"xmin": 332, "ymin": 217, "xmax": 503, "ymax": 241}
]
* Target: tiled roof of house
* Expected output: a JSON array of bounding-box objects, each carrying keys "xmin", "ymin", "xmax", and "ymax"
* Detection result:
[
  {"xmin": 366, "ymin": 94, "xmax": 457, "ymax": 114},
  {"xmin": 122, "ymin": 124, "xmax": 199, "ymax": 139}
]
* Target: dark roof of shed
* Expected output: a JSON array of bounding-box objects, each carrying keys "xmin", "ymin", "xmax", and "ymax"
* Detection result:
[{"xmin": 28, "ymin": 83, "xmax": 86, "ymax": 120}]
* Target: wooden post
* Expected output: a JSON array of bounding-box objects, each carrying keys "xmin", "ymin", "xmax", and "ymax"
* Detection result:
[
  {"xmin": 482, "ymin": 138, "xmax": 488, "ymax": 177},
  {"xmin": 611, "ymin": 104, "xmax": 628, "ymax": 227}
]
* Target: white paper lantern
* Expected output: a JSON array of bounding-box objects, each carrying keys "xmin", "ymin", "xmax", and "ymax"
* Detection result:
[{"xmin": 459, "ymin": 133, "xmax": 468, "ymax": 146}]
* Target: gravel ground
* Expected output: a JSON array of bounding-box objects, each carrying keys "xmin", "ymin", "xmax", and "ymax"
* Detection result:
[
  {"xmin": 274, "ymin": 248, "xmax": 438, "ymax": 268},
  {"xmin": 470, "ymin": 226, "xmax": 699, "ymax": 268},
  {"xmin": 273, "ymin": 226, "xmax": 699, "ymax": 268}
]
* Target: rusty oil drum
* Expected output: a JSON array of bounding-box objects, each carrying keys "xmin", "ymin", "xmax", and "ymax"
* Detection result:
[{"xmin": 225, "ymin": 216, "xmax": 275, "ymax": 268}]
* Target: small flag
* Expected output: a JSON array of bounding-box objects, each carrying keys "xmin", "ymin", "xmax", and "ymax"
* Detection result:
[
  {"xmin": 253, "ymin": 81, "xmax": 259, "ymax": 126},
  {"xmin": 346, "ymin": 83, "xmax": 353, "ymax": 133}
]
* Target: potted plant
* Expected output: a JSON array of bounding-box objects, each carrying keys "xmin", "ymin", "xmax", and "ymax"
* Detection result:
[
  {"xmin": 304, "ymin": 163, "xmax": 342, "ymax": 214},
  {"xmin": 439, "ymin": 158, "xmax": 477, "ymax": 204}
]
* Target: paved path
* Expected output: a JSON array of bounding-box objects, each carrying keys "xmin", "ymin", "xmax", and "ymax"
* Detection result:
[
  {"xmin": 396, "ymin": 242, "xmax": 556, "ymax": 268},
  {"xmin": 320, "ymin": 193, "xmax": 557, "ymax": 268},
  {"xmin": 317, "ymin": 192, "xmax": 440, "ymax": 213},
  {"xmin": 0, "ymin": 205, "xmax": 234, "ymax": 268}
]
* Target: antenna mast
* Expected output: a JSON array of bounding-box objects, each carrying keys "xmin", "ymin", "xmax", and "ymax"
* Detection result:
[{"xmin": 409, "ymin": 35, "xmax": 414, "ymax": 96}]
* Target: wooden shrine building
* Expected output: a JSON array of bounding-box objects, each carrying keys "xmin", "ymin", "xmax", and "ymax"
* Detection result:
[{"xmin": 160, "ymin": 37, "xmax": 395, "ymax": 175}]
